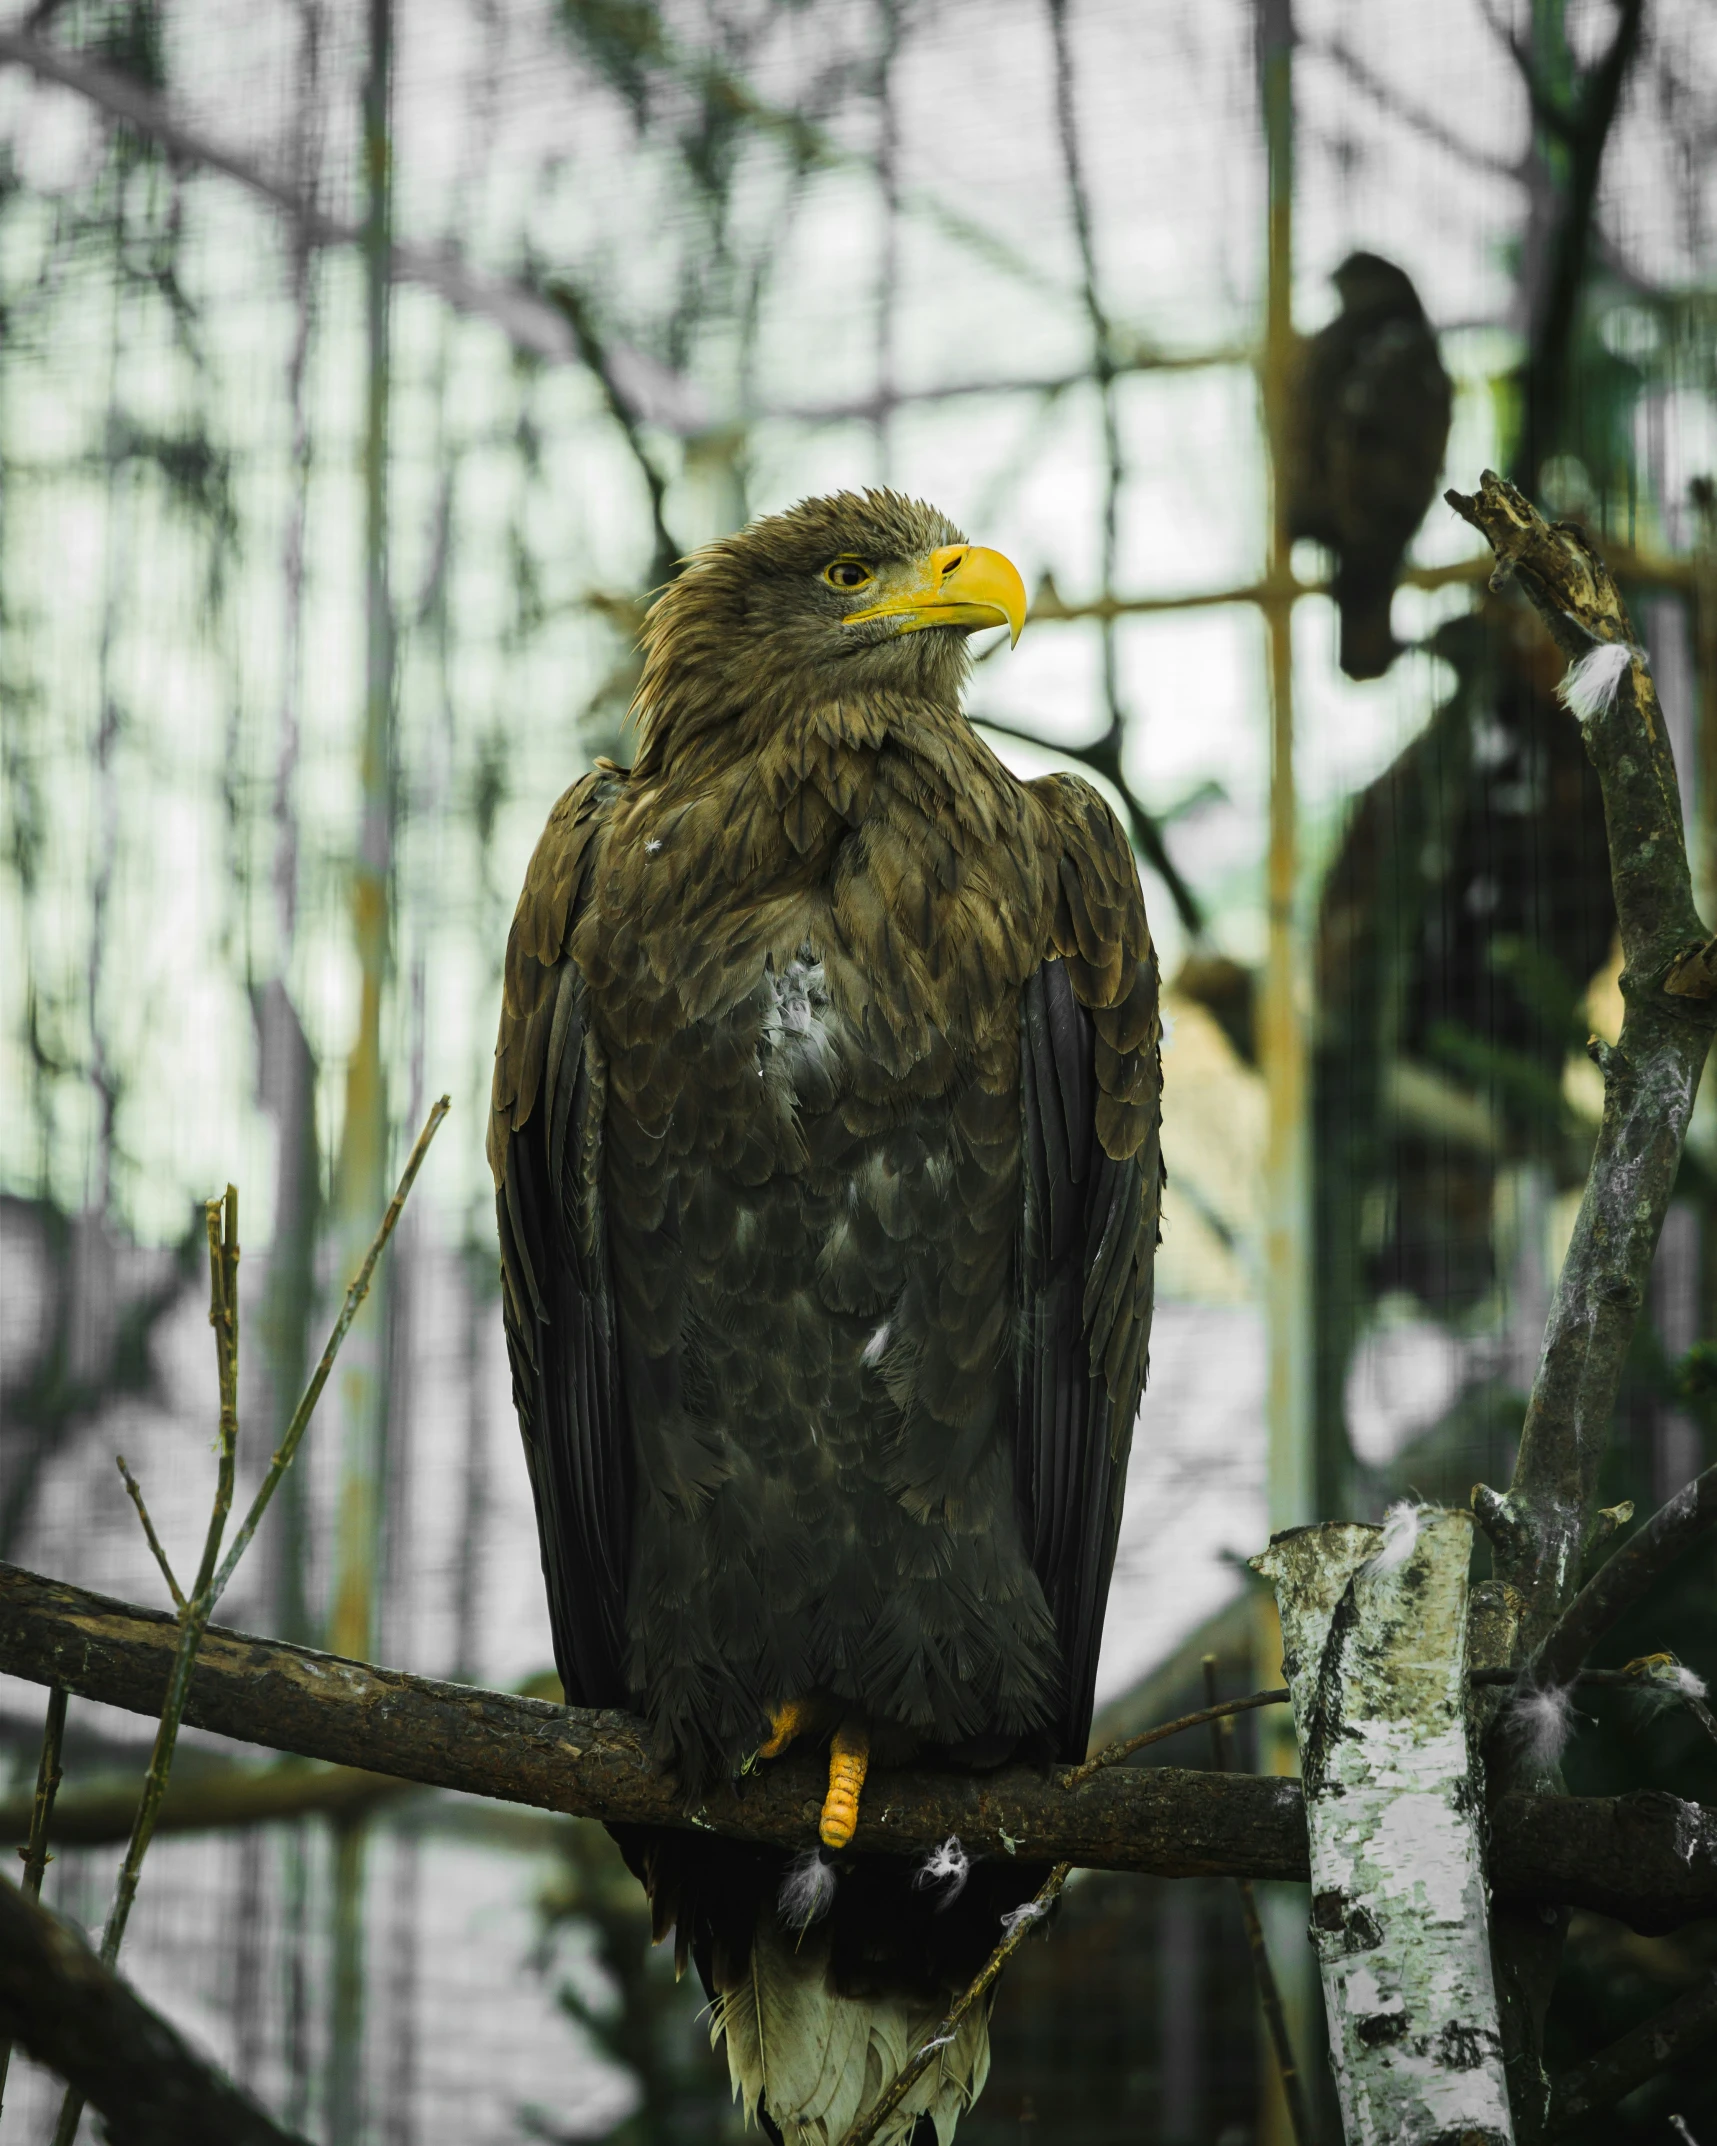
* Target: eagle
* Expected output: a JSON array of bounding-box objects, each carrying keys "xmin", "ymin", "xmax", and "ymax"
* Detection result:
[
  {"xmin": 1287, "ymin": 252, "xmax": 1453, "ymax": 681},
  {"xmin": 490, "ymin": 491, "xmax": 1162, "ymax": 2146}
]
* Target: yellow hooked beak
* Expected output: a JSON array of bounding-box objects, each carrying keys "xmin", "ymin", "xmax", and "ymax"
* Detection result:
[{"xmin": 843, "ymin": 543, "xmax": 1027, "ymax": 648}]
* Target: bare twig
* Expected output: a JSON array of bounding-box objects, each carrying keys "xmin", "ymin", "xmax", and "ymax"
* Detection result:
[
  {"xmin": 210, "ymin": 1095, "xmax": 449, "ymax": 1605},
  {"xmin": 1064, "ymin": 1687, "xmax": 1291, "ymax": 1785},
  {"xmin": 0, "ymin": 1684, "xmax": 68, "ymax": 2109},
  {"xmin": 1309, "ymin": 34, "xmax": 1521, "ymax": 180},
  {"xmin": 115, "ymin": 1458, "xmax": 185, "ymax": 1612},
  {"xmin": 836, "ymin": 1861, "xmax": 1072, "ymax": 2146},
  {"xmin": 193, "ymin": 1186, "xmax": 241, "ymax": 1600},
  {"xmin": 50, "ymin": 1108, "xmax": 443, "ymax": 2144},
  {"xmin": 843, "ymin": 1673, "xmax": 1303, "ymax": 2146},
  {"xmin": 1202, "ymin": 1657, "xmax": 1317, "ymax": 2146},
  {"xmin": 0, "ymin": 32, "xmax": 576, "ymax": 361},
  {"xmin": 1546, "ymin": 1973, "xmax": 1717, "ymax": 2136},
  {"xmin": 1532, "ymin": 1461, "xmax": 1717, "ymax": 1693},
  {"xmin": 541, "ymin": 285, "xmax": 678, "ymax": 587},
  {"xmin": 54, "ymin": 1189, "xmax": 245, "ymax": 2144},
  {"xmin": 0, "ymin": 1877, "xmax": 308, "ymax": 2145},
  {"xmin": 1038, "ymin": 0, "xmax": 1211, "ymax": 943}
]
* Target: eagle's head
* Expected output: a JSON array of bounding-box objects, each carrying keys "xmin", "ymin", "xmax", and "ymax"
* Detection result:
[{"xmin": 630, "ymin": 489, "xmax": 1026, "ymax": 769}]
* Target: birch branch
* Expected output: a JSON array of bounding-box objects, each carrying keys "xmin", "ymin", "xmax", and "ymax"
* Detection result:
[
  {"xmin": 1, "ymin": 1563, "xmax": 1712, "ymax": 1931},
  {"xmin": 1256, "ymin": 1511, "xmax": 1513, "ymax": 2146}
]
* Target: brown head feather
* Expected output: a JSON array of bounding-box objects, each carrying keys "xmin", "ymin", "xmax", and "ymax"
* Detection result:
[{"xmin": 631, "ymin": 490, "xmax": 968, "ymax": 776}]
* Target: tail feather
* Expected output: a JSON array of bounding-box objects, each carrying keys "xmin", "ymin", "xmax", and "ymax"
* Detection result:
[{"xmin": 713, "ymin": 1914, "xmax": 990, "ymax": 2146}]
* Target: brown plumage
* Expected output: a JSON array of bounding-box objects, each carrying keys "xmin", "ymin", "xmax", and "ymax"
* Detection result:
[
  {"xmin": 1288, "ymin": 252, "xmax": 1453, "ymax": 681},
  {"xmin": 490, "ymin": 491, "xmax": 1161, "ymax": 2146}
]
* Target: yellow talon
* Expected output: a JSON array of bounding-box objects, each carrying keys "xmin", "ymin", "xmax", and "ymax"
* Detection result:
[
  {"xmin": 819, "ymin": 1720, "xmax": 870, "ymax": 1849},
  {"xmin": 759, "ymin": 1699, "xmax": 812, "ymax": 1761}
]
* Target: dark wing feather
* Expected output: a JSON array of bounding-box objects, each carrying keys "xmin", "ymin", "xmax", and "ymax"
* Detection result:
[
  {"xmin": 1018, "ymin": 774, "xmax": 1163, "ymax": 1762},
  {"xmin": 489, "ymin": 769, "xmax": 631, "ymax": 1708}
]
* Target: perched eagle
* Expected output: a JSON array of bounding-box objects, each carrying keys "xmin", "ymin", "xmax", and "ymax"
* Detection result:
[
  {"xmin": 490, "ymin": 492, "xmax": 1161, "ymax": 2146},
  {"xmin": 1287, "ymin": 252, "xmax": 1453, "ymax": 681}
]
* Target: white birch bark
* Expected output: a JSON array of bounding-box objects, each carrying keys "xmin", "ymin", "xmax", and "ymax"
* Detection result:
[{"xmin": 1252, "ymin": 1509, "xmax": 1514, "ymax": 2146}]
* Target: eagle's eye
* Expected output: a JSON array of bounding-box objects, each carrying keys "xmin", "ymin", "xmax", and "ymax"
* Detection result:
[{"xmin": 822, "ymin": 558, "xmax": 875, "ymax": 592}]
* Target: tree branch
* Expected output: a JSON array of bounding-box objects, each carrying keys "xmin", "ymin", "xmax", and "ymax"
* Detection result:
[
  {"xmin": 1546, "ymin": 1973, "xmax": 1717, "ymax": 2137},
  {"xmin": 1534, "ymin": 1461, "xmax": 1717, "ymax": 1692},
  {"xmin": 1, "ymin": 1563, "xmax": 1712, "ymax": 1932},
  {"xmin": 0, "ymin": 1876, "xmax": 306, "ymax": 2146},
  {"xmin": 1446, "ymin": 470, "xmax": 1717, "ymax": 2134},
  {"xmin": 1447, "ymin": 474, "xmax": 1717, "ymax": 1633}
]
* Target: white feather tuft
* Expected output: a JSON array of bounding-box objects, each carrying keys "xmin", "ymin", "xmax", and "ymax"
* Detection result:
[
  {"xmin": 778, "ymin": 1851, "xmax": 838, "ymax": 1929},
  {"xmin": 861, "ymin": 1322, "xmax": 891, "ymax": 1369},
  {"xmin": 1556, "ymin": 641, "xmax": 1633, "ymax": 722},
  {"xmin": 1365, "ymin": 1498, "xmax": 1424, "ymax": 1577},
  {"xmin": 999, "ymin": 1898, "xmax": 1047, "ymax": 1939},
  {"xmin": 1507, "ymin": 1681, "xmax": 1577, "ymax": 1766},
  {"xmin": 912, "ymin": 1837, "xmax": 970, "ymax": 1906}
]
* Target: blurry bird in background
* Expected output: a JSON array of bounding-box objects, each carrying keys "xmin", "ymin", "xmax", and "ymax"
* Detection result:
[
  {"xmin": 1287, "ymin": 251, "xmax": 1453, "ymax": 680},
  {"xmin": 490, "ymin": 492, "xmax": 1161, "ymax": 2146}
]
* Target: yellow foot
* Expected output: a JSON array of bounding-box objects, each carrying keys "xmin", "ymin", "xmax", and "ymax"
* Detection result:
[
  {"xmin": 759, "ymin": 1698, "xmax": 813, "ymax": 1761},
  {"xmin": 819, "ymin": 1720, "xmax": 870, "ymax": 1849}
]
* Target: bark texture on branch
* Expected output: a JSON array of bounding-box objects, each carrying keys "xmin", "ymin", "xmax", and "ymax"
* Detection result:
[
  {"xmin": 1256, "ymin": 1514, "xmax": 1513, "ymax": 2146},
  {"xmin": 1535, "ymin": 1459, "xmax": 1717, "ymax": 1692},
  {"xmin": 1445, "ymin": 473, "xmax": 1717, "ymax": 2139},
  {"xmin": 0, "ymin": 1875, "xmax": 306, "ymax": 2146},
  {"xmin": 1444, "ymin": 475, "xmax": 1717, "ymax": 1636},
  {"xmin": 2, "ymin": 1563, "xmax": 1713, "ymax": 1929}
]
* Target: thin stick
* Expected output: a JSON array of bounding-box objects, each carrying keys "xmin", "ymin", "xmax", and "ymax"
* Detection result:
[
  {"xmin": 53, "ymin": 1107, "xmax": 445, "ymax": 2146},
  {"xmin": 115, "ymin": 1456, "xmax": 185, "ymax": 1611},
  {"xmin": 0, "ymin": 1684, "xmax": 68, "ymax": 2109},
  {"xmin": 191, "ymin": 1185, "xmax": 241, "ymax": 1601},
  {"xmin": 835, "ymin": 1860, "xmax": 1072, "ymax": 2146},
  {"xmin": 54, "ymin": 1191, "xmax": 245, "ymax": 2145},
  {"xmin": 1202, "ymin": 1657, "xmax": 1317, "ymax": 2146},
  {"xmin": 210, "ymin": 1094, "xmax": 449, "ymax": 1608},
  {"xmin": 1064, "ymin": 1687, "xmax": 1290, "ymax": 1786},
  {"xmin": 841, "ymin": 1682, "xmax": 1301, "ymax": 2146}
]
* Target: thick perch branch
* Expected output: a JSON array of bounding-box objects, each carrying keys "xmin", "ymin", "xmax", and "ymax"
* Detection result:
[
  {"xmin": 1, "ymin": 1564, "xmax": 1712, "ymax": 1930},
  {"xmin": 0, "ymin": 1876, "xmax": 305, "ymax": 2145}
]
